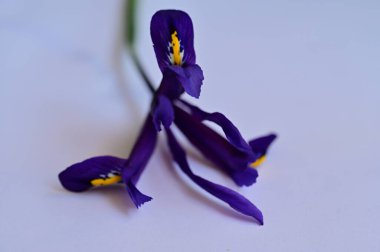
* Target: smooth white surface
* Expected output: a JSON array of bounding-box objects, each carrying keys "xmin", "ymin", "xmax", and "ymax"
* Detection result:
[{"xmin": 1, "ymin": 0, "xmax": 379, "ymax": 251}]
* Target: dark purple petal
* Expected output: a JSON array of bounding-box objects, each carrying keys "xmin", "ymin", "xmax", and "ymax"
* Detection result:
[
  {"xmin": 122, "ymin": 115, "xmax": 157, "ymax": 207},
  {"xmin": 231, "ymin": 168, "xmax": 258, "ymax": 187},
  {"xmin": 151, "ymin": 10, "xmax": 196, "ymax": 71},
  {"xmin": 166, "ymin": 65, "xmax": 204, "ymax": 98},
  {"xmin": 152, "ymin": 95, "xmax": 174, "ymax": 131},
  {"xmin": 248, "ymin": 134, "xmax": 277, "ymax": 168},
  {"xmin": 165, "ymin": 129, "xmax": 263, "ymax": 224},
  {"xmin": 126, "ymin": 181, "xmax": 153, "ymax": 208},
  {"xmin": 249, "ymin": 134, "xmax": 277, "ymax": 156},
  {"xmin": 59, "ymin": 156, "xmax": 125, "ymax": 192},
  {"xmin": 179, "ymin": 100, "xmax": 252, "ymax": 152},
  {"xmin": 173, "ymin": 105, "xmax": 257, "ymax": 186},
  {"xmin": 156, "ymin": 71, "xmax": 184, "ymax": 100}
]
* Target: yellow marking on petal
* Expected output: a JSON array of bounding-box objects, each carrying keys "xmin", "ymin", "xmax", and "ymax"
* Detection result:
[
  {"xmin": 250, "ymin": 155, "xmax": 267, "ymax": 168},
  {"xmin": 171, "ymin": 31, "xmax": 182, "ymax": 65},
  {"xmin": 91, "ymin": 175, "xmax": 122, "ymax": 187}
]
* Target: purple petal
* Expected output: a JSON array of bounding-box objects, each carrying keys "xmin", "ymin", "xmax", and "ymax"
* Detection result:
[
  {"xmin": 231, "ymin": 168, "xmax": 259, "ymax": 187},
  {"xmin": 173, "ymin": 105, "xmax": 257, "ymax": 186},
  {"xmin": 151, "ymin": 10, "xmax": 196, "ymax": 71},
  {"xmin": 59, "ymin": 156, "xmax": 125, "ymax": 192},
  {"xmin": 166, "ymin": 64, "xmax": 204, "ymax": 98},
  {"xmin": 180, "ymin": 100, "xmax": 252, "ymax": 152},
  {"xmin": 156, "ymin": 72, "xmax": 185, "ymax": 100},
  {"xmin": 126, "ymin": 181, "xmax": 153, "ymax": 208},
  {"xmin": 165, "ymin": 129, "xmax": 263, "ymax": 224},
  {"xmin": 152, "ymin": 95, "xmax": 174, "ymax": 131},
  {"xmin": 122, "ymin": 115, "xmax": 158, "ymax": 207},
  {"xmin": 249, "ymin": 134, "xmax": 277, "ymax": 156}
]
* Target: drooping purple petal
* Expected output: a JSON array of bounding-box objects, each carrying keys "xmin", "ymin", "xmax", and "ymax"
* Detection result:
[
  {"xmin": 122, "ymin": 115, "xmax": 158, "ymax": 207},
  {"xmin": 59, "ymin": 156, "xmax": 125, "ymax": 192},
  {"xmin": 179, "ymin": 100, "xmax": 252, "ymax": 152},
  {"xmin": 152, "ymin": 95, "xmax": 175, "ymax": 131},
  {"xmin": 151, "ymin": 10, "xmax": 196, "ymax": 71},
  {"xmin": 173, "ymin": 105, "xmax": 258, "ymax": 186},
  {"xmin": 165, "ymin": 129, "xmax": 263, "ymax": 224},
  {"xmin": 166, "ymin": 65, "xmax": 204, "ymax": 98}
]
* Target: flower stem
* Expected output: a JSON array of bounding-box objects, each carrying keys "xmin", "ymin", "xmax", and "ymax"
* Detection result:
[
  {"xmin": 125, "ymin": 0, "xmax": 155, "ymax": 94},
  {"xmin": 130, "ymin": 49, "xmax": 155, "ymax": 94}
]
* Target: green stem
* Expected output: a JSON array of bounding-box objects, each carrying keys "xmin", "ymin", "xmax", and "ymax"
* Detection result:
[
  {"xmin": 125, "ymin": 0, "xmax": 155, "ymax": 94},
  {"xmin": 130, "ymin": 49, "xmax": 156, "ymax": 94}
]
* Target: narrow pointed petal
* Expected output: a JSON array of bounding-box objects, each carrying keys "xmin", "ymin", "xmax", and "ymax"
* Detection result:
[
  {"xmin": 59, "ymin": 156, "xmax": 125, "ymax": 192},
  {"xmin": 248, "ymin": 134, "xmax": 277, "ymax": 168},
  {"xmin": 174, "ymin": 105, "xmax": 257, "ymax": 186},
  {"xmin": 249, "ymin": 134, "xmax": 277, "ymax": 156},
  {"xmin": 151, "ymin": 10, "xmax": 195, "ymax": 71},
  {"xmin": 165, "ymin": 129, "xmax": 263, "ymax": 224},
  {"xmin": 122, "ymin": 115, "xmax": 157, "ymax": 207},
  {"xmin": 166, "ymin": 64, "xmax": 204, "ymax": 98},
  {"xmin": 152, "ymin": 95, "xmax": 174, "ymax": 131},
  {"xmin": 179, "ymin": 100, "xmax": 252, "ymax": 152}
]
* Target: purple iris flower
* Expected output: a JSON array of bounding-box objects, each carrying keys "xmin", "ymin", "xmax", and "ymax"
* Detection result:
[{"xmin": 59, "ymin": 10, "xmax": 276, "ymax": 224}]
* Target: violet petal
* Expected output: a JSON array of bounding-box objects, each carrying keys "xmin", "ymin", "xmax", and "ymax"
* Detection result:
[
  {"xmin": 165, "ymin": 129, "xmax": 263, "ymax": 224},
  {"xmin": 126, "ymin": 181, "xmax": 153, "ymax": 208},
  {"xmin": 122, "ymin": 115, "xmax": 158, "ymax": 207},
  {"xmin": 151, "ymin": 10, "xmax": 195, "ymax": 71},
  {"xmin": 179, "ymin": 100, "xmax": 252, "ymax": 152},
  {"xmin": 166, "ymin": 64, "xmax": 204, "ymax": 98},
  {"xmin": 174, "ymin": 105, "xmax": 258, "ymax": 186},
  {"xmin": 249, "ymin": 134, "xmax": 277, "ymax": 156},
  {"xmin": 59, "ymin": 156, "xmax": 125, "ymax": 192},
  {"xmin": 152, "ymin": 95, "xmax": 175, "ymax": 131}
]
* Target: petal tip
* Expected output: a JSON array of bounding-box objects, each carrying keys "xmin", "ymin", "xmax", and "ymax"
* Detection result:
[
  {"xmin": 249, "ymin": 133, "xmax": 278, "ymax": 155},
  {"xmin": 268, "ymin": 133, "xmax": 278, "ymax": 142},
  {"xmin": 252, "ymin": 211, "xmax": 264, "ymax": 225},
  {"xmin": 133, "ymin": 195, "xmax": 153, "ymax": 208},
  {"xmin": 126, "ymin": 183, "xmax": 153, "ymax": 208}
]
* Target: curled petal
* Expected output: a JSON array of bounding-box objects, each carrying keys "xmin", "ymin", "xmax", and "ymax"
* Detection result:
[
  {"xmin": 59, "ymin": 156, "xmax": 125, "ymax": 192},
  {"xmin": 174, "ymin": 105, "xmax": 257, "ymax": 186},
  {"xmin": 165, "ymin": 129, "xmax": 263, "ymax": 224},
  {"xmin": 122, "ymin": 115, "xmax": 158, "ymax": 207},
  {"xmin": 179, "ymin": 100, "xmax": 252, "ymax": 152},
  {"xmin": 152, "ymin": 95, "xmax": 175, "ymax": 131},
  {"xmin": 166, "ymin": 64, "xmax": 204, "ymax": 98},
  {"xmin": 151, "ymin": 10, "xmax": 196, "ymax": 71}
]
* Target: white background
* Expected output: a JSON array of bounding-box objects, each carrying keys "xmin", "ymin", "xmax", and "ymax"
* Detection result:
[{"xmin": 1, "ymin": 0, "xmax": 379, "ymax": 251}]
